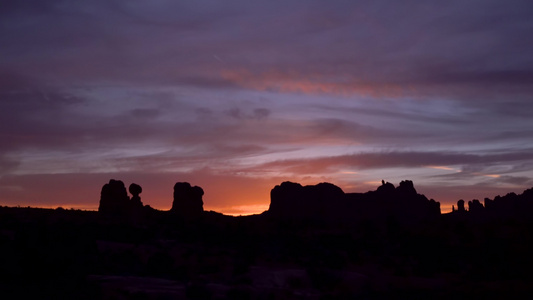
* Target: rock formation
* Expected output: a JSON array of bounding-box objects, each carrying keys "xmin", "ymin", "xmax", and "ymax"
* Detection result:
[
  {"xmin": 129, "ymin": 183, "xmax": 143, "ymax": 208},
  {"xmin": 268, "ymin": 180, "xmax": 440, "ymax": 221},
  {"xmin": 470, "ymin": 187, "xmax": 533, "ymax": 217},
  {"xmin": 269, "ymin": 181, "xmax": 344, "ymax": 219},
  {"xmin": 98, "ymin": 180, "xmax": 147, "ymax": 219},
  {"xmin": 171, "ymin": 182, "xmax": 204, "ymax": 216},
  {"xmin": 468, "ymin": 199, "xmax": 483, "ymax": 213},
  {"xmin": 457, "ymin": 199, "xmax": 465, "ymax": 212},
  {"xmin": 98, "ymin": 179, "xmax": 130, "ymax": 214}
]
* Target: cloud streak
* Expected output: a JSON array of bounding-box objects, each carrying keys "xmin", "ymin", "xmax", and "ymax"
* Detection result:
[{"xmin": 251, "ymin": 151, "xmax": 533, "ymax": 175}]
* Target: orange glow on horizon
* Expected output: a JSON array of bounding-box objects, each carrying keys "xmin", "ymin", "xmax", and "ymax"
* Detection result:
[
  {"xmin": 364, "ymin": 180, "xmax": 383, "ymax": 185},
  {"xmin": 26, "ymin": 204, "xmax": 99, "ymax": 211},
  {"xmin": 211, "ymin": 203, "xmax": 270, "ymax": 216}
]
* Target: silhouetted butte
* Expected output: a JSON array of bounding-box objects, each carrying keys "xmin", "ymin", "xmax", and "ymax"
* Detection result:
[
  {"xmin": 171, "ymin": 182, "xmax": 204, "ymax": 217},
  {"xmin": 268, "ymin": 180, "xmax": 440, "ymax": 221},
  {"xmin": 98, "ymin": 179, "xmax": 130, "ymax": 215}
]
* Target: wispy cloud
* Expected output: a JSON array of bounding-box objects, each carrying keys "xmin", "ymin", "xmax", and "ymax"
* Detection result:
[{"xmin": 253, "ymin": 151, "xmax": 533, "ymax": 173}]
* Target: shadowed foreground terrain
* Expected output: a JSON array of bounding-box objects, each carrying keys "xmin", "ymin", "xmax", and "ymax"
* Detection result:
[{"xmin": 1, "ymin": 180, "xmax": 533, "ymax": 299}]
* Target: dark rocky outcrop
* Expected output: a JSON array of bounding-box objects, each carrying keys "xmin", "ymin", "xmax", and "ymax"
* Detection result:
[
  {"xmin": 98, "ymin": 180, "xmax": 147, "ymax": 219},
  {"xmin": 269, "ymin": 181, "xmax": 344, "ymax": 219},
  {"xmin": 268, "ymin": 180, "xmax": 440, "ymax": 221},
  {"xmin": 129, "ymin": 183, "xmax": 143, "ymax": 208},
  {"xmin": 99, "ymin": 179, "xmax": 130, "ymax": 215},
  {"xmin": 468, "ymin": 199, "xmax": 483, "ymax": 213},
  {"xmin": 457, "ymin": 199, "xmax": 465, "ymax": 212},
  {"xmin": 487, "ymin": 189, "xmax": 533, "ymax": 216},
  {"xmin": 452, "ymin": 187, "xmax": 533, "ymax": 217},
  {"xmin": 171, "ymin": 182, "xmax": 204, "ymax": 216},
  {"xmin": 376, "ymin": 180, "xmax": 395, "ymax": 194}
]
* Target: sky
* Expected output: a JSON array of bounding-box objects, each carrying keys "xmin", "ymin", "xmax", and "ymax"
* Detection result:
[{"xmin": 1, "ymin": 0, "xmax": 533, "ymax": 215}]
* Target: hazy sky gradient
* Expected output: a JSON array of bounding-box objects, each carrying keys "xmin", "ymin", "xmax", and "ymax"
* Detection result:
[{"xmin": 2, "ymin": 0, "xmax": 533, "ymax": 214}]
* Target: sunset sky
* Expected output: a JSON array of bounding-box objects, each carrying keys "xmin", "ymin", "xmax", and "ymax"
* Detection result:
[{"xmin": 1, "ymin": 0, "xmax": 533, "ymax": 215}]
